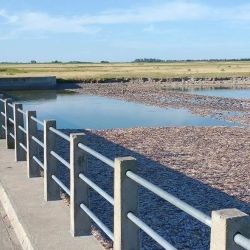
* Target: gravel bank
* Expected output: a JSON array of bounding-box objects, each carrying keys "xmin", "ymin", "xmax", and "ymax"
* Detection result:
[
  {"xmin": 49, "ymin": 126, "xmax": 249, "ymax": 250},
  {"xmin": 60, "ymin": 81, "xmax": 250, "ymax": 126}
]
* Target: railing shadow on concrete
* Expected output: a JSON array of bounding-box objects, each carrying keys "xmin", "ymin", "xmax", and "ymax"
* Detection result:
[{"xmin": 0, "ymin": 95, "xmax": 250, "ymax": 250}]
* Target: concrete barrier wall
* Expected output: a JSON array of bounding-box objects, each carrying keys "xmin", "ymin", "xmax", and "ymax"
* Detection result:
[{"xmin": 0, "ymin": 77, "xmax": 56, "ymax": 90}]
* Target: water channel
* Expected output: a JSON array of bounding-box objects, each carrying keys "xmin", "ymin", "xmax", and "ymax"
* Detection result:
[{"xmin": 7, "ymin": 90, "xmax": 239, "ymax": 129}]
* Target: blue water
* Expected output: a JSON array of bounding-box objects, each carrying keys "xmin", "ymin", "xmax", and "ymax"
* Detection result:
[
  {"xmin": 189, "ymin": 89, "xmax": 250, "ymax": 99},
  {"xmin": 9, "ymin": 90, "xmax": 238, "ymax": 129}
]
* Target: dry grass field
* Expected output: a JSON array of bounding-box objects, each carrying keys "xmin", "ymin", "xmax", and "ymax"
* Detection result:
[{"xmin": 0, "ymin": 61, "xmax": 250, "ymax": 81}]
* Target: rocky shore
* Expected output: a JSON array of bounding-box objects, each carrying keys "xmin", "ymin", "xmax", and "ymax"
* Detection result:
[
  {"xmin": 49, "ymin": 126, "xmax": 250, "ymax": 250},
  {"xmin": 58, "ymin": 76, "xmax": 250, "ymax": 87},
  {"xmin": 59, "ymin": 78, "xmax": 250, "ymax": 126},
  {"xmin": 53, "ymin": 78, "xmax": 250, "ymax": 248}
]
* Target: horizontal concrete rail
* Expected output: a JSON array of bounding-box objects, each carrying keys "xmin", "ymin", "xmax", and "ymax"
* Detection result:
[
  {"xmin": 0, "ymin": 95, "xmax": 250, "ymax": 250},
  {"xmin": 0, "ymin": 140, "xmax": 103, "ymax": 250}
]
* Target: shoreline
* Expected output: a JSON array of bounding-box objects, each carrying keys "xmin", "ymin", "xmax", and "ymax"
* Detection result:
[
  {"xmin": 60, "ymin": 80, "xmax": 250, "ymax": 126},
  {"xmin": 57, "ymin": 75, "xmax": 250, "ymax": 87},
  {"xmin": 2, "ymin": 79, "xmax": 247, "ymax": 249}
]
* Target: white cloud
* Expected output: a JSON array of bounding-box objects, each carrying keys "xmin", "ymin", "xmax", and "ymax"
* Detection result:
[
  {"xmin": 0, "ymin": 9, "xmax": 100, "ymax": 35},
  {"xmin": 143, "ymin": 24, "xmax": 175, "ymax": 35},
  {"xmin": 67, "ymin": 2, "xmax": 209, "ymax": 25},
  {"xmin": 0, "ymin": 9, "xmax": 18, "ymax": 23},
  {"xmin": 17, "ymin": 12, "xmax": 95, "ymax": 33},
  {"xmin": 0, "ymin": 1, "xmax": 250, "ymax": 39}
]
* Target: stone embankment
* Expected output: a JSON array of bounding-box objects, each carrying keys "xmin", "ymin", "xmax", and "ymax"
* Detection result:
[{"xmin": 59, "ymin": 76, "xmax": 250, "ymax": 87}]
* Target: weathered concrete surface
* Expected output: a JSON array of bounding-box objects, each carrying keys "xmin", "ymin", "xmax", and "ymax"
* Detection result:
[
  {"xmin": 210, "ymin": 209, "xmax": 250, "ymax": 250},
  {"xmin": 70, "ymin": 133, "xmax": 91, "ymax": 237},
  {"xmin": 0, "ymin": 76, "xmax": 56, "ymax": 90},
  {"xmin": 44, "ymin": 120, "xmax": 60, "ymax": 201},
  {"xmin": 0, "ymin": 140, "xmax": 104, "ymax": 250},
  {"xmin": 0, "ymin": 201, "xmax": 21, "ymax": 250},
  {"xmin": 114, "ymin": 157, "xmax": 139, "ymax": 250}
]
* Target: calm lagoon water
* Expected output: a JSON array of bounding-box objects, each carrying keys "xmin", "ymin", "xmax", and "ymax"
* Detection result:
[
  {"xmin": 189, "ymin": 88, "xmax": 250, "ymax": 99},
  {"xmin": 9, "ymin": 90, "xmax": 238, "ymax": 129}
]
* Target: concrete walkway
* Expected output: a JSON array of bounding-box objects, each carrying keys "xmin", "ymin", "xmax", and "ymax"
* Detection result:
[
  {"xmin": 0, "ymin": 140, "xmax": 104, "ymax": 250},
  {"xmin": 0, "ymin": 202, "xmax": 21, "ymax": 249}
]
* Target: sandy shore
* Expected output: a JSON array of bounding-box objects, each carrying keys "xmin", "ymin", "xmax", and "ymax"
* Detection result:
[
  {"xmin": 44, "ymin": 126, "xmax": 250, "ymax": 250},
  {"xmin": 60, "ymin": 80, "xmax": 250, "ymax": 126}
]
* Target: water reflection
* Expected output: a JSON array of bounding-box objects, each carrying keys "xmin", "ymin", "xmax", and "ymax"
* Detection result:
[
  {"xmin": 189, "ymin": 88, "xmax": 250, "ymax": 99},
  {"xmin": 7, "ymin": 90, "xmax": 239, "ymax": 129},
  {"xmin": 6, "ymin": 90, "xmax": 58, "ymax": 102}
]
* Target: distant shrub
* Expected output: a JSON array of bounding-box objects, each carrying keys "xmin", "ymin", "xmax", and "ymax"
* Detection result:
[
  {"xmin": 51, "ymin": 60, "xmax": 62, "ymax": 64},
  {"xmin": 133, "ymin": 58, "xmax": 165, "ymax": 63}
]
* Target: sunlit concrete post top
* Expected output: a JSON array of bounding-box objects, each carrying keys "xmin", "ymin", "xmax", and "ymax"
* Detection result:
[{"xmin": 210, "ymin": 208, "xmax": 250, "ymax": 250}]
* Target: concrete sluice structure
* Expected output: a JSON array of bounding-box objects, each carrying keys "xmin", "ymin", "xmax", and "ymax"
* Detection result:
[{"xmin": 0, "ymin": 76, "xmax": 57, "ymax": 90}]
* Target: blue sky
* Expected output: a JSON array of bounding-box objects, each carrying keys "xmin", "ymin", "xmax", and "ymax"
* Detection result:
[{"xmin": 0, "ymin": 0, "xmax": 250, "ymax": 62}]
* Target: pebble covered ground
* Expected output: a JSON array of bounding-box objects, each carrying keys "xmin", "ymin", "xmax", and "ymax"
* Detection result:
[
  {"xmin": 61, "ymin": 80, "xmax": 250, "ymax": 126},
  {"xmin": 42, "ymin": 79, "xmax": 250, "ymax": 249},
  {"xmin": 44, "ymin": 126, "xmax": 250, "ymax": 250}
]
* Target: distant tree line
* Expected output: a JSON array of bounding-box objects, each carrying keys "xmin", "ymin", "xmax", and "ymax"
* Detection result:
[
  {"xmin": 133, "ymin": 58, "xmax": 250, "ymax": 63},
  {"xmin": 1, "ymin": 58, "xmax": 250, "ymax": 64},
  {"xmin": 0, "ymin": 60, "xmax": 94, "ymax": 64},
  {"xmin": 133, "ymin": 58, "xmax": 165, "ymax": 63},
  {"xmin": 44, "ymin": 60, "xmax": 94, "ymax": 64}
]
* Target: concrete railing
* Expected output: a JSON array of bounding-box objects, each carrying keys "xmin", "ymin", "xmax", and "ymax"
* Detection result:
[{"xmin": 0, "ymin": 95, "xmax": 250, "ymax": 250}]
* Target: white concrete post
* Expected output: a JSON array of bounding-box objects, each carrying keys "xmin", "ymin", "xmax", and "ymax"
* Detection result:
[
  {"xmin": 44, "ymin": 120, "xmax": 60, "ymax": 201},
  {"xmin": 70, "ymin": 133, "xmax": 91, "ymax": 236},
  {"xmin": 14, "ymin": 104, "xmax": 26, "ymax": 161},
  {"xmin": 26, "ymin": 111, "xmax": 40, "ymax": 178},
  {"xmin": 210, "ymin": 208, "xmax": 250, "ymax": 250},
  {"xmin": 5, "ymin": 98, "xmax": 14, "ymax": 149},
  {"xmin": 114, "ymin": 157, "xmax": 139, "ymax": 250},
  {"xmin": 0, "ymin": 94, "xmax": 5, "ymax": 139}
]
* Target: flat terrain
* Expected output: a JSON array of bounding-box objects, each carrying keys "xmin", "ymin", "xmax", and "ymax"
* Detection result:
[{"xmin": 1, "ymin": 61, "xmax": 250, "ymax": 80}]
